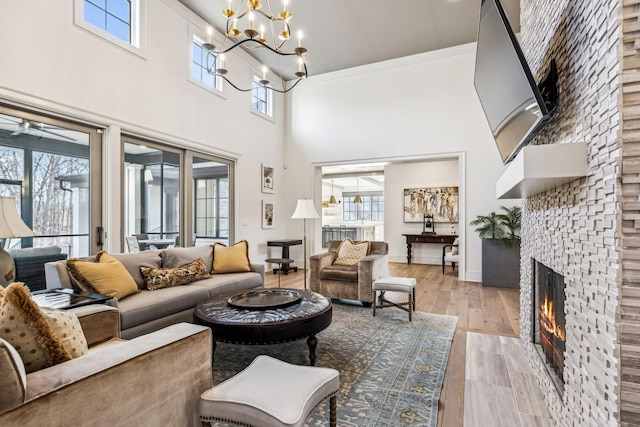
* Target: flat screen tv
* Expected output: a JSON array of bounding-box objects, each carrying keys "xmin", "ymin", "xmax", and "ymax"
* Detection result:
[{"xmin": 474, "ymin": 0, "xmax": 556, "ymax": 164}]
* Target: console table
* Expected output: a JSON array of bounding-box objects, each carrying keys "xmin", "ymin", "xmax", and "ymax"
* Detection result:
[
  {"xmin": 402, "ymin": 234, "xmax": 457, "ymax": 265},
  {"xmin": 267, "ymin": 239, "xmax": 302, "ymax": 274}
]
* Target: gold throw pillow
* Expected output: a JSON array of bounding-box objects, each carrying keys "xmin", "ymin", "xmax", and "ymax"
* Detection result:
[
  {"xmin": 212, "ymin": 240, "xmax": 253, "ymax": 274},
  {"xmin": 66, "ymin": 251, "xmax": 139, "ymax": 300},
  {"xmin": 140, "ymin": 258, "xmax": 210, "ymax": 291},
  {"xmin": 0, "ymin": 283, "xmax": 88, "ymax": 373},
  {"xmin": 333, "ymin": 238, "xmax": 370, "ymax": 266}
]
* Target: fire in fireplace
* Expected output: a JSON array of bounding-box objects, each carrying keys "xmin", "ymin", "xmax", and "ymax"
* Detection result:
[{"xmin": 532, "ymin": 260, "xmax": 566, "ymax": 389}]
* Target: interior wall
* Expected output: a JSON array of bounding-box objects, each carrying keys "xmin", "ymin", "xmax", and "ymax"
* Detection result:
[
  {"xmin": 385, "ymin": 160, "xmax": 459, "ymax": 265},
  {"xmin": 0, "ymin": 0, "xmax": 286, "ymax": 262},
  {"xmin": 286, "ymin": 43, "xmax": 519, "ymax": 281}
]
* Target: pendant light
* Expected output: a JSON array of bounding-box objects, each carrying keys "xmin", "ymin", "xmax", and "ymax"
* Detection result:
[
  {"xmin": 353, "ymin": 178, "xmax": 363, "ymax": 204},
  {"xmin": 328, "ymin": 180, "xmax": 337, "ymax": 205}
]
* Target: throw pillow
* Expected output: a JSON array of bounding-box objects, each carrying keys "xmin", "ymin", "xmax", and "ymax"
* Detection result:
[
  {"xmin": 212, "ymin": 240, "xmax": 253, "ymax": 274},
  {"xmin": 66, "ymin": 251, "xmax": 139, "ymax": 300},
  {"xmin": 0, "ymin": 337, "xmax": 26, "ymax": 413},
  {"xmin": 161, "ymin": 245, "xmax": 214, "ymax": 271},
  {"xmin": 451, "ymin": 238, "xmax": 459, "ymax": 255},
  {"xmin": 333, "ymin": 238, "xmax": 370, "ymax": 266},
  {"xmin": 140, "ymin": 258, "xmax": 210, "ymax": 291},
  {"xmin": 0, "ymin": 283, "xmax": 88, "ymax": 374}
]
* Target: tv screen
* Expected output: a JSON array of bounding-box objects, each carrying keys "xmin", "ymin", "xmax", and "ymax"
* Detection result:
[{"xmin": 474, "ymin": 0, "xmax": 551, "ymax": 164}]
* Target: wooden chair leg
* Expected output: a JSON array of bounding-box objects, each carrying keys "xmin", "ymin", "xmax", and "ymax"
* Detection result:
[{"xmin": 330, "ymin": 395, "xmax": 337, "ymax": 427}]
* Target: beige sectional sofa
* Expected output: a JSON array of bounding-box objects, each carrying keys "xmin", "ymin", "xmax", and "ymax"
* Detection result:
[
  {"xmin": 45, "ymin": 245, "xmax": 265, "ymax": 339},
  {"xmin": 0, "ymin": 304, "xmax": 212, "ymax": 425}
]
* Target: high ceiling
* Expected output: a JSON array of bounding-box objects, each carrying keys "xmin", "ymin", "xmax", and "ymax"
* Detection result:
[{"xmin": 178, "ymin": 0, "xmax": 520, "ymax": 78}]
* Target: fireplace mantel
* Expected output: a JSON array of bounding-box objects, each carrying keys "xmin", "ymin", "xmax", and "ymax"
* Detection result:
[{"xmin": 496, "ymin": 143, "xmax": 588, "ymax": 199}]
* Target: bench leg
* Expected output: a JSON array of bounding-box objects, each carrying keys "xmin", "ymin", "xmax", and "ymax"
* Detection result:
[{"xmin": 330, "ymin": 395, "xmax": 337, "ymax": 427}]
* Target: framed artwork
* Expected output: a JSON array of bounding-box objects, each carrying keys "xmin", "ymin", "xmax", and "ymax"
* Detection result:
[
  {"xmin": 261, "ymin": 164, "xmax": 274, "ymax": 193},
  {"xmin": 403, "ymin": 187, "xmax": 459, "ymax": 223},
  {"xmin": 262, "ymin": 200, "xmax": 274, "ymax": 229}
]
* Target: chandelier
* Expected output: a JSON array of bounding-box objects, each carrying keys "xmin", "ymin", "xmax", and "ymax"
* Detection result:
[{"xmin": 202, "ymin": 0, "xmax": 308, "ymax": 94}]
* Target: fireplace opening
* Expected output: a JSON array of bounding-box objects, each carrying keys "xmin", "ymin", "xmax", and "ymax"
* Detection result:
[{"xmin": 532, "ymin": 260, "xmax": 566, "ymax": 393}]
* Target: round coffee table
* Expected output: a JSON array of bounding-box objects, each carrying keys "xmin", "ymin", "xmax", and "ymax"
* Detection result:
[{"xmin": 193, "ymin": 289, "xmax": 332, "ymax": 366}]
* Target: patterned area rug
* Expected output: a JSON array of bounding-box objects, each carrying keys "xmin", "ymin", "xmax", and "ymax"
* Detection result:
[{"xmin": 211, "ymin": 301, "xmax": 458, "ymax": 427}]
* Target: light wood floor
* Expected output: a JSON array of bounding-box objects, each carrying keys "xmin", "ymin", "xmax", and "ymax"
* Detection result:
[{"xmin": 264, "ymin": 262, "xmax": 523, "ymax": 427}]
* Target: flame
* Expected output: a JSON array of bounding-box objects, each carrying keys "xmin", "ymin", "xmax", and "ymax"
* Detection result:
[{"xmin": 540, "ymin": 297, "xmax": 566, "ymax": 341}]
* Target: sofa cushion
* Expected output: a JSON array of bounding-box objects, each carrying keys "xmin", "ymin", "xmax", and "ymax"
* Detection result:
[
  {"xmin": 140, "ymin": 258, "xmax": 210, "ymax": 291},
  {"xmin": 212, "ymin": 240, "xmax": 253, "ymax": 274},
  {"xmin": 0, "ymin": 338, "xmax": 26, "ymax": 414},
  {"xmin": 161, "ymin": 246, "xmax": 214, "ymax": 271},
  {"xmin": 320, "ymin": 264, "xmax": 359, "ymax": 282},
  {"xmin": 66, "ymin": 252, "xmax": 139, "ymax": 300},
  {"xmin": 112, "ymin": 251, "xmax": 162, "ymax": 290},
  {"xmin": 0, "ymin": 283, "xmax": 88, "ymax": 373},
  {"xmin": 195, "ymin": 272, "xmax": 263, "ymax": 297},
  {"xmin": 117, "ymin": 285, "xmax": 210, "ymax": 330},
  {"xmin": 333, "ymin": 239, "xmax": 370, "ymax": 266}
]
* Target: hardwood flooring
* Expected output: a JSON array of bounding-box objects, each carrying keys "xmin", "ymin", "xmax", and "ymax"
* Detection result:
[{"xmin": 264, "ymin": 262, "xmax": 525, "ymax": 427}]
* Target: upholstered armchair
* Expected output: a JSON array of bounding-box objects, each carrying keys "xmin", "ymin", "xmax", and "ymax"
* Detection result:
[{"xmin": 310, "ymin": 240, "xmax": 389, "ymax": 306}]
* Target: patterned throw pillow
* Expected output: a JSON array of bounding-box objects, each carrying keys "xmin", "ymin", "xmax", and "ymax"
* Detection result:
[
  {"xmin": 0, "ymin": 283, "xmax": 88, "ymax": 374},
  {"xmin": 140, "ymin": 258, "xmax": 210, "ymax": 291},
  {"xmin": 333, "ymin": 238, "xmax": 370, "ymax": 266},
  {"xmin": 66, "ymin": 251, "xmax": 139, "ymax": 300},
  {"xmin": 212, "ymin": 240, "xmax": 253, "ymax": 274}
]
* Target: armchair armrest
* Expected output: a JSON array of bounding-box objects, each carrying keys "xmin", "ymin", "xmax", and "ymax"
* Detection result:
[
  {"xmin": 309, "ymin": 252, "xmax": 335, "ymax": 292},
  {"xmin": 358, "ymin": 254, "xmax": 389, "ymax": 303},
  {"xmin": 0, "ymin": 323, "xmax": 212, "ymax": 426},
  {"xmin": 70, "ymin": 304, "xmax": 120, "ymax": 346}
]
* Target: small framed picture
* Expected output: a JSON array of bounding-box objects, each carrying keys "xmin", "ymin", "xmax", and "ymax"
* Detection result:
[
  {"xmin": 262, "ymin": 200, "xmax": 274, "ymax": 229},
  {"xmin": 261, "ymin": 164, "xmax": 274, "ymax": 193}
]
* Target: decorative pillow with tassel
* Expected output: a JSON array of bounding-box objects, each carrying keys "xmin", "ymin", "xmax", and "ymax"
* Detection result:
[{"xmin": 0, "ymin": 283, "xmax": 88, "ymax": 373}]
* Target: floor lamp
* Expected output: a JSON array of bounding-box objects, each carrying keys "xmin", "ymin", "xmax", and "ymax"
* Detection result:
[
  {"xmin": 0, "ymin": 196, "xmax": 36, "ymax": 287},
  {"xmin": 291, "ymin": 199, "xmax": 320, "ymax": 290}
]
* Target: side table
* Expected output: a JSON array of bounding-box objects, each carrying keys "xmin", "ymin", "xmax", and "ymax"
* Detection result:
[
  {"xmin": 267, "ymin": 239, "xmax": 302, "ymax": 274},
  {"xmin": 264, "ymin": 258, "xmax": 294, "ymax": 287},
  {"xmin": 31, "ymin": 288, "xmax": 113, "ymax": 310}
]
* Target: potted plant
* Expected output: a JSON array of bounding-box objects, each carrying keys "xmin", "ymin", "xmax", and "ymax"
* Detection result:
[{"xmin": 470, "ymin": 206, "xmax": 521, "ymax": 288}]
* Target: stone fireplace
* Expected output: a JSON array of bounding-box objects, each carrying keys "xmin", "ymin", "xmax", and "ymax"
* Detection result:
[{"xmin": 513, "ymin": 0, "xmax": 640, "ymax": 425}]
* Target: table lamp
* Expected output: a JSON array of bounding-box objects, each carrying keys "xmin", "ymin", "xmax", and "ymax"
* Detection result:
[
  {"xmin": 291, "ymin": 199, "xmax": 320, "ymax": 290},
  {"xmin": 0, "ymin": 196, "xmax": 36, "ymax": 287}
]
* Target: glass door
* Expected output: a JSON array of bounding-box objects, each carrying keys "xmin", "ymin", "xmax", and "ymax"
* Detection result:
[{"xmin": 0, "ymin": 106, "xmax": 102, "ymax": 257}]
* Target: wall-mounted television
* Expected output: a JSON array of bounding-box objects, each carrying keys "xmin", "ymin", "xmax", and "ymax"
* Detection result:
[{"xmin": 474, "ymin": 0, "xmax": 557, "ymax": 164}]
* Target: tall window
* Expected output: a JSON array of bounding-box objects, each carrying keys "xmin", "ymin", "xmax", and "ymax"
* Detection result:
[
  {"xmin": 192, "ymin": 36, "xmax": 220, "ymax": 90},
  {"xmin": 252, "ymin": 76, "xmax": 272, "ymax": 117},
  {"xmin": 343, "ymin": 193, "xmax": 384, "ymax": 222},
  {"xmin": 84, "ymin": 0, "xmax": 132, "ymax": 43}
]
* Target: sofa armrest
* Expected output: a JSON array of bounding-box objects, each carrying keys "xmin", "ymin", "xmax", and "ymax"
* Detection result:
[
  {"xmin": 44, "ymin": 260, "xmax": 73, "ymax": 290},
  {"xmin": 0, "ymin": 323, "xmax": 212, "ymax": 426},
  {"xmin": 251, "ymin": 263, "xmax": 266, "ymax": 286},
  {"xmin": 70, "ymin": 305, "xmax": 121, "ymax": 346},
  {"xmin": 358, "ymin": 254, "xmax": 389, "ymax": 302},
  {"xmin": 309, "ymin": 252, "xmax": 335, "ymax": 292}
]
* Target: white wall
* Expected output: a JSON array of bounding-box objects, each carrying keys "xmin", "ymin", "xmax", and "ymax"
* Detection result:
[
  {"xmin": 0, "ymin": 0, "xmax": 286, "ymax": 263},
  {"xmin": 385, "ymin": 160, "xmax": 459, "ymax": 265},
  {"xmin": 286, "ymin": 43, "xmax": 520, "ymax": 281}
]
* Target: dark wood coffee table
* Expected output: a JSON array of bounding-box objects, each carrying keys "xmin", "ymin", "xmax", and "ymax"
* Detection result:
[{"xmin": 193, "ymin": 289, "xmax": 332, "ymax": 366}]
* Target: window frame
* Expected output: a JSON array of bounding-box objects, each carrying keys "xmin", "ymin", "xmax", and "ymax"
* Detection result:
[
  {"xmin": 74, "ymin": 0, "xmax": 147, "ymax": 58},
  {"xmin": 251, "ymin": 75, "xmax": 274, "ymax": 121},
  {"xmin": 189, "ymin": 29, "xmax": 224, "ymax": 96},
  {"xmin": 342, "ymin": 192, "xmax": 384, "ymax": 222}
]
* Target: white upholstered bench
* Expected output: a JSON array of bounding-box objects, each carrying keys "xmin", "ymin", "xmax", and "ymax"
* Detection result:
[
  {"xmin": 372, "ymin": 276, "xmax": 417, "ymax": 321},
  {"xmin": 200, "ymin": 355, "xmax": 339, "ymax": 427}
]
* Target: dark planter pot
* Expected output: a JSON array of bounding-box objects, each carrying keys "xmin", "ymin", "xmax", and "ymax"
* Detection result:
[{"xmin": 481, "ymin": 239, "xmax": 520, "ymax": 288}]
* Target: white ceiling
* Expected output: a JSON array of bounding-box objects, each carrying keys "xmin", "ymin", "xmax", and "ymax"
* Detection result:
[{"xmin": 178, "ymin": 0, "xmax": 520, "ymax": 78}]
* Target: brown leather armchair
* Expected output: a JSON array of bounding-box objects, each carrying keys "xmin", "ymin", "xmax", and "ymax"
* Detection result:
[{"xmin": 310, "ymin": 240, "xmax": 389, "ymax": 306}]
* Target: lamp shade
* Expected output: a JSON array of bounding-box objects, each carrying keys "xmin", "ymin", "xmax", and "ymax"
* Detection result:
[
  {"xmin": 0, "ymin": 197, "xmax": 35, "ymax": 238},
  {"xmin": 291, "ymin": 199, "xmax": 320, "ymax": 219}
]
